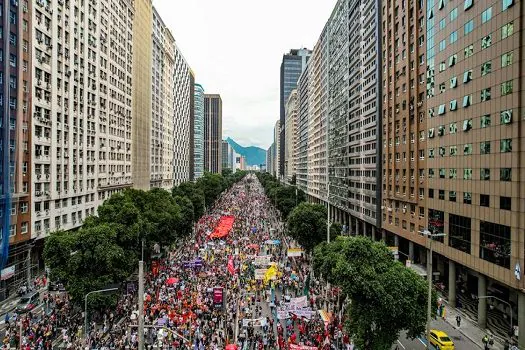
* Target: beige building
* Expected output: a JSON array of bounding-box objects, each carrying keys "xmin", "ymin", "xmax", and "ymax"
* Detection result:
[
  {"xmin": 284, "ymin": 90, "xmax": 298, "ymax": 183},
  {"xmin": 273, "ymin": 120, "xmax": 281, "ymax": 178},
  {"xmin": 204, "ymin": 94, "xmax": 222, "ymax": 174},
  {"xmin": 132, "ymin": 0, "xmax": 153, "ymax": 190}
]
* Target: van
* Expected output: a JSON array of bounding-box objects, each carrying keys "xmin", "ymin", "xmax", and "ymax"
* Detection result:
[{"xmin": 16, "ymin": 291, "xmax": 40, "ymax": 313}]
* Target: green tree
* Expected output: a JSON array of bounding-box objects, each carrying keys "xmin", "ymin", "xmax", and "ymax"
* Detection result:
[
  {"xmin": 174, "ymin": 195, "xmax": 194, "ymax": 236},
  {"xmin": 330, "ymin": 222, "xmax": 343, "ymax": 238},
  {"xmin": 196, "ymin": 172, "xmax": 225, "ymax": 208},
  {"xmin": 172, "ymin": 181, "xmax": 205, "ymax": 219},
  {"xmin": 313, "ymin": 237, "xmax": 436, "ymax": 350},
  {"xmin": 286, "ymin": 203, "xmax": 327, "ymax": 252}
]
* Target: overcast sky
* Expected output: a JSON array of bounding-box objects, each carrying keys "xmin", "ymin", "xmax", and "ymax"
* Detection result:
[{"xmin": 152, "ymin": 0, "xmax": 337, "ymax": 150}]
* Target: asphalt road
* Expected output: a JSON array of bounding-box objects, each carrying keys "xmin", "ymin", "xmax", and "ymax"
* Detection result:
[{"xmin": 393, "ymin": 317, "xmax": 480, "ymax": 350}]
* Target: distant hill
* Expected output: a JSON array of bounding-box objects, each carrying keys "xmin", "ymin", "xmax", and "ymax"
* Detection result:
[{"xmin": 225, "ymin": 137, "xmax": 266, "ymax": 166}]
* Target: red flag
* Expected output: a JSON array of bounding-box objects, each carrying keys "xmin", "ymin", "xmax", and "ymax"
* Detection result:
[{"xmin": 227, "ymin": 256, "xmax": 235, "ymax": 275}]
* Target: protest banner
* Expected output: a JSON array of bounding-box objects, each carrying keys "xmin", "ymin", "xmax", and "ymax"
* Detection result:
[
  {"xmin": 254, "ymin": 255, "xmax": 272, "ymax": 266},
  {"xmin": 287, "ymin": 248, "xmax": 304, "ymax": 257}
]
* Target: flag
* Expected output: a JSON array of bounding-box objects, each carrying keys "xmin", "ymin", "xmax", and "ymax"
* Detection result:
[
  {"xmin": 263, "ymin": 265, "xmax": 277, "ymax": 283},
  {"xmin": 227, "ymin": 256, "xmax": 235, "ymax": 275}
]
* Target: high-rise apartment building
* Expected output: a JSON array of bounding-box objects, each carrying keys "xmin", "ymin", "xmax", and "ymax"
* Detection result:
[
  {"xmin": 172, "ymin": 44, "xmax": 192, "ymax": 185},
  {"xmin": 31, "ymin": 0, "xmax": 135, "ymax": 241},
  {"xmin": 296, "ymin": 66, "xmax": 310, "ymax": 193},
  {"xmin": 221, "ymin": 140, "xmax": 235, "ymax": 171},
  {"xmin": 188, "ymin": 71, "xmax": 195, "ymax": 181},
  {"xmin": 151, "ymin": 9, "xmax": 175, "ymax": 190},
  {"xmin": 266, "ymin": 143, "xmax": 274, "ymax": 175},
  {"xmin": 204, "ymin": 94, "xmax": 222, "ymax": 174},
  {"xmin": 284, "ymin": 90, "xmax": 298, "ymax": 183},
  {"xmin": 132, "ymin": 0, "xmax": 153, "ymax": 190},
  {"xmin": 327, "ymin": 0, "xmax": 382, "ymax": 235},
  {"xmin": 0, "ymin": 0, "xmax": 34, "ymax": 297},
  {"xmin": 306, "ymin": 28, "xmax": 329, "ymax": 202},
  {"xmin": 273, "ymin": 120, "xmax": 280, "ymax": 178},
  {"xmin": 193, "ymin": 83, "xmax": 205, "ymax": 179},
  {"xmin": 279, "ymin": 48, "xmax": 311, "ymax": 179}
]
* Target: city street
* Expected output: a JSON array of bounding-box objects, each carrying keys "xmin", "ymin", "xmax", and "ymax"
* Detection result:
[{"xmin": 394, "ymin": 317, "xmax": 480, "ymax": 350}]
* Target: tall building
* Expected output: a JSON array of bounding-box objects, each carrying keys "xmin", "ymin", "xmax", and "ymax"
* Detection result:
[
  {"xmin": 193, "ymin": 84, "xmax": 205, "ymax": 179},
  {"xmin": 279, "ymin": 48, "xmax": 311, "ymax": 178},
  {"xmin": 306, "ymin": 27, "xmax": 329, "ymax": 202},
  {"xmin": 151, "ymin": 9, "xmax": 175, "ymax": 190},
  {"xmin": 273, "ymin": 120, "xmax": 280, "ymax": 178},
  {"xmin": 0, "ymin": 0, "xmax": 33, "ymax": 297},
  {"xmin": 30, "ymin": 0, "xmax": 135, "ymax": 269},
  {"xmin": 327, "ymin": 0, "xmax": 381, "ymax": 235},
  {"xmin": 172, "ymin": 43, "xmax": 192, "ymax": 185},
  {"xmin": 204, "ymin": 94, "xmax": 222, "ymax": 174},
  {"xmin": 284, "ymin": 90, "xmax": 298, "ymax": 183},
  {"xmin": 296, "ymin": 66, "xmax": 310, "ymax": 193},
  {"xmin": 266, "ymin": 143, "xmax": 274, "ymax": 175},
  {"xmin": 188, "ymin": 71, "xmax": 195, "ymax": 181},
  {"xmin": 132, "ymin": 0, "xmax": 153, "ymax": 190},
  {"xmin": 221, "ymin": 140, "xmax": 235, "ymax": 171}
]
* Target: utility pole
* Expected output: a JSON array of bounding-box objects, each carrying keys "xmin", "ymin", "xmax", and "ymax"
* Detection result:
[{"xmin": 138, "ymin": 239, "xmax": 145, "ymax": 350}]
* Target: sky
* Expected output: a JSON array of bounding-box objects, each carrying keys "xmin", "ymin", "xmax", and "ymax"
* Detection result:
[{"xmin": 152, "ymin": 0, "xmax": 338, "ymax": 150}]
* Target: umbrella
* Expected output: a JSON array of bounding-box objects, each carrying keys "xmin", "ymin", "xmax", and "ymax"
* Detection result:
[
  {"xmin": 225, "ymin": 345, "xmax": 238, "ymax": 350},
  {"xmin": 166, "ymin": 277, "xmax": 178, "ymax": 285}
]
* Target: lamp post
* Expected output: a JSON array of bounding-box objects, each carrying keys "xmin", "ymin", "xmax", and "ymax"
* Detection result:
[
  {"xmin": 477, "ymin": 295, "xmax": 513, "ymax": 332},
  {"xmin": 421, "ymin": 229, "xmax": 446, "ymax": 348},
  {"xmin": 84, "ymin": 287, "xmax": 119, "ymax": 341}
]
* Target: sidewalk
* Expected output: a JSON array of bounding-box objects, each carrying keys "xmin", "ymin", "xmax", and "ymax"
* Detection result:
[{"xmin": 441, "ymin": 299, "xmax": 504, "ymax": 350}]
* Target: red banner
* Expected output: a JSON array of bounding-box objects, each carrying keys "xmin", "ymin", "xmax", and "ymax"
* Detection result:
[
  {"xmin": 227, "ymin": 256, "xmax": 235, "ymax": 275},
  {"xmin": 209, "ymin": 216, "xmax": 235, "ymax": 238}
]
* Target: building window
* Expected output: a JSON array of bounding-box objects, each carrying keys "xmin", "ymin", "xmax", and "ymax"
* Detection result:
[
  {"xmin": 449, "ymin": 191, "xmax": 456, "ymax": 202},
  {"xmin": 480, "ymin": 141, "xmax": 491, "ymax": 154},
  {"xmin": 450, "ymin": 7, "xmax": 458, "ymax": 20},
  {"xmin": 428, "ymin": 189, "xmax": 434, "ymax": 198},
  {"xmin": 449, "ymin": 100, "xmax": 457, "ymax": 111},
  {"xmin": 439, "ymin": 190, "xmax": 445, "ymax": 200},
  {"xmin": 450, "ymin": 76, "xmax": 457, "ymax": 88},
  {"xmin": 500, "ymin": 196, "xmax": 512, "ymax": 210},
  {"xmin": 464, "ymin": 0, "xmax": 473, "ymax": 10},
  {"xmin": 481, "ymin": 168, "xmax": 490, "ymax": 180},
  {"xmin": 464, "ymin": 44, "xmax": 474, "ymax": 58},
  {"xmin": 462, "ymin": 95, "xmax": 472, "ymax": 107},
  {"xmin": 440, "ymin": 19, "xmax": 446, "ymax": 29},
  {"xmin": 480, "ymin": 221, "xmax": 510, "ymax": 268},
  {"xmin": 20, "ymin": 202, "xmax": 27, "ymax": 213},
  {"xmin": 464, "ymin": 143, "xmax": 472, "ymax": 155},
  {"xmin": 481, "ymin": 34, "xmax": 492, "ymax": 49},
  {"xmin": 450, "ymin": 146, "xmax": 457, "ymax": 156},
  {"xmin": 502, "ymin": 0, "xmax": 514, "ymax": 11},
  {"xmin": 481, "ymin": 7, "xmax": 492, "ymax": 23},
  {"xmin": 481, "ymin": 61, "xmax": 492, "ymax": 75},
  {"xmin": 463, "ymin": 70, "xmax": 472, "ymax": 83},
  {"xmin": 463, "ymin": 168, "xmax": 472, "ymax": 180},
  {"xmin": 501, "ymin": 51, "xmax": 513, "ymax": 67},
  {"xmin": 21, "ymin": 222, "xmax": 28, "ymax": 234},
  {"xmin": 449, "ymin": 168, "xmax": 457, "ymax": 178},
  {"xmin": 463, "ymin": 192, "xmax": 472, "ymax": 204},
  {"xmin": 481, "ymin": 115, "xmax": 491, "ymax": 128},
  {"xmin": 9, "ymin": 225, "xmax": 16, "ymax": 237},
  {"xmin": 449, "ymin": 122, "xmax": 457, "ymax": 133},
  {"xmin": 10, "ymin": 204, "xmax": 16, "ymax": 216},
  {"xmin": 500, "ymin": 139, "xmax": 512, "ymax": 152},
  {"xmin": 463, "ymin": 119, "xmax": 473, "ymax": 131},
  {"xmin": 464, "ymin": 20, "xmax": 474, "ymax": 34},
  {"xmin": 450, "ymin": 31, "xmax": 458, "ymax": 43},
  {"xmin": 439, "ymin": 61, "xmax": 446, "ymax": 72},
  {"xmin": 449, "ymin": 54, "xmax": 457, "ymax": 67},
  {"xmin": 500, "ymin": 168, "xmax": 511, "ymax": 181},
  {"xmin": 439, "ymin": 168, "xmax": 446, "ymax": 178},
  {"xmin": 449, "ymin": 214, "xmax": 471, "ymax": 254},
  {"xmin": 500, "ymin": 109, "xmax": 512, "ymax": 124},
  {"xmin": 480, "ymin": 194, "xmax": 490, "ymax": 207},
  {"xmin": 438, "ymin": 104, "xmax": 446, "ymax": 115},
  {"xmin": 501, "ymin": 80, "xmax": 513, "ymax": 95},
  {"xmin": 439, "ymin": 40, "xmax": 446, "ymax": 51},
  {"xmin": 481, "ymin": 88, "xmax": 491, "ymax": 101},
  {"xmin": 428, "ymin": 148, "xmax": 435, "ymax": 158}
]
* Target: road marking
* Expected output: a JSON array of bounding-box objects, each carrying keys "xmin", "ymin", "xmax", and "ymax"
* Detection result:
[
  {"xmin": 417, "ymin": 337, "xmax": 428, "ymax": 347},
  {"xmin": 396, "ymin": 340, "xmax": 406, "ymax": 349}
]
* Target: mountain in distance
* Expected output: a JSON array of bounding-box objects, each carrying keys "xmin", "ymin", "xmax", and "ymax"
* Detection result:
[{"xmin": 225, "ymin": 137, "xmax": 266, "ymax": 166}]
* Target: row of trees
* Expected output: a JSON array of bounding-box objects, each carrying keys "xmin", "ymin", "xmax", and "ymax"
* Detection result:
[{"xmin": 44, "ymin": 170, "xmax": 247, "ymax": 306}]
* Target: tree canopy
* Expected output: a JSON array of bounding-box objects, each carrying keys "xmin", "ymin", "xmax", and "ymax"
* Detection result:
[
  {"xmin": 286, "ymin": 203, "xmax": 327, "ymax": 252},
  {"xmin": 313, "ymin": 236, "xmax": 437, "ymax": 350}
]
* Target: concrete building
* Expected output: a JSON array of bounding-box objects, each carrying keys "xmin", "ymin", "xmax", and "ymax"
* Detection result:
[
  {"xmin": 193, "ymin": 84, "xmax": 205, "ymax": 179},
  {"xmin": 273, "ymin": 120, "xmax": 280, "ymax": 178},
  {"xmin": 32, "ymin": 0, "xmax": 135, "ymax": 233},
  {"xmin": 132, "ymin": 0, "xmax": 153, "ymax": 190},
  {"xmin": 151, "ymin": 9, "xmax": 175, "ymax": 190},
  {"xmin": 266, "ymin": 144, "xmax": 274, "ymax": 175},
  {"xmin": 284, "ymin": 90, "xmax": 298, "ymax": 183},
  {"xmin": 188, "ymin": 71, "xmax": 195, "ymax": 181},
  {"xmin": 0, "ymin": 0, "xmax": 34, "ymax": 297},
  {"xmin": 306, "ymin": 27, "xmax": 329, "ymax": 202},
  {"xmin": 204, "ymin": 94, "xmax": 222, "ymax": 174},
  {"xmin": 172, "ymin": 43, "xmax": 192, "ymax": 186},
  {"xmin": 221, "ymin": 140, "xmax": 235, "ymax": 171},
  {"xmin": 279, "ymin": 48, "xmax": 311, "ymax": 178},
  {"xmin": 296, "ymin": 66, "xmax": 310, "ymax": 193}
]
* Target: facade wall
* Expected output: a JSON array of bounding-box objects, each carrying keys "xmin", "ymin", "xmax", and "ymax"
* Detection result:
[
  {"xmin": 296, "ymin": 66, "xmax": 310, "ymax": 193},
  {"xmin": 32, "ymin": 0, "xmax": 135, "ymax": 240},
  {"xmin": 204, "ymin": 94, "xmax": 222, "ymax": 174},
  {"xmin": 273, "ymin": 120, "xmax": 280, "ymax": 178},
  {"xmin": 132, "ymin": 0, "xmax": 152, "ymax": 190},
  {"xmin": 193, "ymin": 83, "xmax": 204, "ymax": 179},
  {"xmin": 172, "ymin": 44, "xmax": 191, "ymax": 185},
  {"xmin": 284, "ymin": 90, "xmax": 298, "ymax": 183},
  {"xmin": 151, "ymin": 9, "xmax": 174, "ymax": 190}
]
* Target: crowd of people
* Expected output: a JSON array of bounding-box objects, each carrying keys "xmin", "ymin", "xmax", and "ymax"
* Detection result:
[{"xmin": 2, "ymin": 174, "xmax": 352, "ymax": 349}]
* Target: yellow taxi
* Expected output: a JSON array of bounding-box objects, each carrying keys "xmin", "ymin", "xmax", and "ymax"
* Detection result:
[{"xmin": 429, "ymin": 329, "xmax": 455, "ymax": 350}]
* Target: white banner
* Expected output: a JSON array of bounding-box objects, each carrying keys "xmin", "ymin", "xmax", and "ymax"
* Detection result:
[
  {"xmin": 1, "ymin": 266, "xmax": 15, "ymax": 280},
  {"xmin": 242, "ymin": 317, "xmax": 267, "ymax": 327},
  {"xmin": 289, "ymin": 296, "xmax": 307, "ymax": 308},
  {"xmin": 287, "ymin": 248, "xmax": 304, "ymax": 257},
  {"xmin": 254, "ymin": 255, "xmax": 272, "ymax": 266},
  {"xmin": 254, "ymin": 268, "xmax": 267, "ymax": 280}
]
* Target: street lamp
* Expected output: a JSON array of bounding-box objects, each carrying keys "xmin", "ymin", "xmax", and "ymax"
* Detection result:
[
  {"xmin": 84, "ymin": 287, "xmax": 119, "ymax": 341},
  {"xmin": 477, "ymin": 295, "xmax": 513, "ymax": 332},
  {"xmin": 421, "ymin": 229, "xmax": 446, "ymax": 349}
]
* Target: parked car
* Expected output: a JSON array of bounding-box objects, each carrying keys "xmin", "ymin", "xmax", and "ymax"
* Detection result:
[
  {"xmin": 15, "ymin": 291, "xmax": 40, "ymax": 313},
  {"xmin": 429, "ymin": 329, "xmax": 455, "ymax": 350},
  {"xmin": 47, "ymin": 281, "xmax": 65, "ymax": 292}
]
